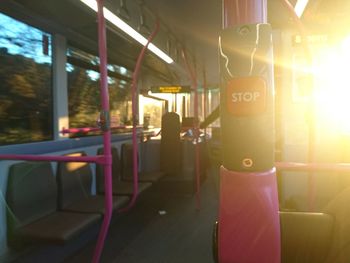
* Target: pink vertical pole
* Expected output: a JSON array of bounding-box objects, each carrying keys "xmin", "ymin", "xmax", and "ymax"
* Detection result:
[
  {"xmin": 223, "ymin": 0, "xmax": 267, "ymax": 27},
  {"xmin": 92, "ymin": 1, "xmax": 113, "ymax": 262},
  {"xmin": 118, "ymin": 19, "xmax": 160, "ymax": 213},
  {"xmin": 203, "ymin": 69, "xmax": 207, "ymax": 139},
  {"xmin": 218, "ymin": 1, "xmax": 280, "ymax": 262},
  {"xmin": 194, "ymin": 67, "xmax": 201, "ymax": 210}
]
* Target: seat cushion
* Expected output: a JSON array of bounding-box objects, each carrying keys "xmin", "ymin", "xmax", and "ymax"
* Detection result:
[
  {"xmin": 18, "ymin": 211, "xmax": 101, "ymax": 244},
  {"xmin": 280, "ymin": 212, "xmax": 333, "ymax": 263},
  {"xmin": 322, "ymin": 187, "xmax": 350, "ymax": 262},
  {"xmin": 62, "ymin": 195, "xmax": 129, "ymax": 214}
]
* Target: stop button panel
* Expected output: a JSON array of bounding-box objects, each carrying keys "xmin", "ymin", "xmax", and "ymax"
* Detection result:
[{"xmin": 226, "ymin": 77, "xmax": 267, "ymax": 116}]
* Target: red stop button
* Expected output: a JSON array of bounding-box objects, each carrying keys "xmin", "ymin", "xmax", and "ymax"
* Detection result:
[{"xmin": 226, "ymin": 77, "xmax": 267, "ymax": 116}]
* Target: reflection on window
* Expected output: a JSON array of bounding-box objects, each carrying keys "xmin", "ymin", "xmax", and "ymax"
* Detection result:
[
  {"xmin": 0, "ymin": 13, "xmax": 53, "ymax": 145},
  {"xmin": 67, "ymin": 47, "xmax": 132, "ymax": 78},
  {"xmin": 67, "ymin": 47, "xmax": 132, "ymax": 134}
]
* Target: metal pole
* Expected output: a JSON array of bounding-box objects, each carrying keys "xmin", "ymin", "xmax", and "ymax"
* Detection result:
[
  {"xmin": 223, "ymin": 0, "xmax": 267, "ymax": 27},
  {"xmin": 217, "ymin": 1, "xmax": 280, "ymax": 262},
  {"xmin": 203, "ymin": 69, "xmax": 207, "ymax": 139},
  {"xmin": 92, "ymin": 1, "xmax": 113, "ymax": 262}
]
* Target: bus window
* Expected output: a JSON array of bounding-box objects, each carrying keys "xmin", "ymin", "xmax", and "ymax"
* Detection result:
[
  {"xmin": 0, "ymin": 13, "xmax": 53, "ymax": 145},
  {"xmin": 67, "ymin": 47, "xmax": 132, "ymax": 135}
]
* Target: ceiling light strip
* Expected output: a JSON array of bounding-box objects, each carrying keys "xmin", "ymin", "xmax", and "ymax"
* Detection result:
[
  {"xmin": 79, "ymin": 0, "xmax": 174, "ymax": 64},
  {"xmin": 294, "ymin": 0, "xmax": 309, "ymax": 18}
]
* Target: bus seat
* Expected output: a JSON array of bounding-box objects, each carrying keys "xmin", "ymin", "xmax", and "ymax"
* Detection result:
[
  {"xmin": 280, "ymin": 211, "xmax": 333, "ymax": 263},
  {"xmin": 96, "ymin": 147, "xmax": 152, "ymax": 195},
  {"xmin": 121, "ymin": 143, "xmax": 165, "ymax": 182},
  {"xmin": 322, "ymin": 187, "xmax": 350, "ymax": 263},
  {"xmin": 6, "ymin": 161, "xmax": 100, "ymax": 246},
  {"xmin": 56, "ymin": 152, "xmax": 128, "ymax": 215}
]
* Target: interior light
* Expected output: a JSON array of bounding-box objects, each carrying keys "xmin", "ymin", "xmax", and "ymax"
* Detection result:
[
  {"xmin": 294, "ymin": 0, "xmax": 309, "ymax": 18},
  {"xmin": 79, "ymin": 0, "xmax": 174, "ymax": 64}
]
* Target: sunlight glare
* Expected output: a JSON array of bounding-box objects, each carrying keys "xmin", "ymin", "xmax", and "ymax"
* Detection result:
[{"xmin": 313, "ymin": 36, "xmax": 350, "ymax": 134}]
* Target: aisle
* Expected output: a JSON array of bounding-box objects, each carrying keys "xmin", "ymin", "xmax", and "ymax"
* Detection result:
[{"xmin": 65, "ymin": 168, "xmax": 220, "ymax": 263}]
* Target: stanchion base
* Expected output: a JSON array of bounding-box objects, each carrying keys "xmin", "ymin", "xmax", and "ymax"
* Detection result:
[{"xmin": 218, "ymin": 166, "xmax": 280, "ymax": 263}]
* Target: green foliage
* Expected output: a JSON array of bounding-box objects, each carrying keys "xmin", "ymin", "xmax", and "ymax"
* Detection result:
[
  {"xmin": 0, "ymin": 50, "xmax": 52, "ymax": 145},
  {"xmin": 68, "ymin": 66, "xmax": 132, "ymax": 130}
]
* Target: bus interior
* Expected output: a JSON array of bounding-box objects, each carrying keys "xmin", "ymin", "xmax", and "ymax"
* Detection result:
[{"xmin": 1, "ymin": 0, "xmax": 350, "ymax": 262}]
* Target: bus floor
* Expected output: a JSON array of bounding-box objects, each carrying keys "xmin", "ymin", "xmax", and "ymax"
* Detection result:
[{"xmin": 61, "ymin": 166, "xmax": 220, "ymax": 263}]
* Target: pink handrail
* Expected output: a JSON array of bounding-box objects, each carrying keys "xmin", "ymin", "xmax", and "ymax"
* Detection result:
[
  {"xmin": 218, "ymin": 2, "xmax": 280, "ymax": 262},
  {"xmin": 91, "ymin": 1, "xmax": 113, "ymax": 262},
  {"xmin": 181, "ymin": 48, "xmax": 201, "ymax": 210},
  {"xmin": 60, "ymin": 125, "xmax": 143, "ymax": 135},
  {"xmin": 223, "ymin": 0, "xmax": 267, "ymax": 27},
  {"xmin": 203, "ymin": 69, "xmax": 207, "ymax": 140},
  {"xmin": 118, "ymin": 19, "xmax": 160, "ymax": 212}
]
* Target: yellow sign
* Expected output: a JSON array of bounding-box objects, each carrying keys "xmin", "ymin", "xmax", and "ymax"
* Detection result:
[
  {"xmin": 159, "ymin": 86, "xmax": 182, "ymax": 93},
  {"xmin": 151, "ymin": 86, "xmax": 191, "ymax": 93}
]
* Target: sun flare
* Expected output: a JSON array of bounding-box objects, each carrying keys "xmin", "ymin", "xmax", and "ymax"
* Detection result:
[{"xmin": 312, "ymin": 36, "xmax": 350, "ymax": 134}]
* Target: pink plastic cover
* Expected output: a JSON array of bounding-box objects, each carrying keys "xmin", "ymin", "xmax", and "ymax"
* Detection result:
[{"xmin": 218, "ymin": 166, "xmax": 280, "ymax": 263}]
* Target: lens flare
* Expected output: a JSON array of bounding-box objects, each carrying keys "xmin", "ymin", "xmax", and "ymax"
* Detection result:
[{"xmin": 313, "ymin": 36, "xmax": 350, "ymax": 134}]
